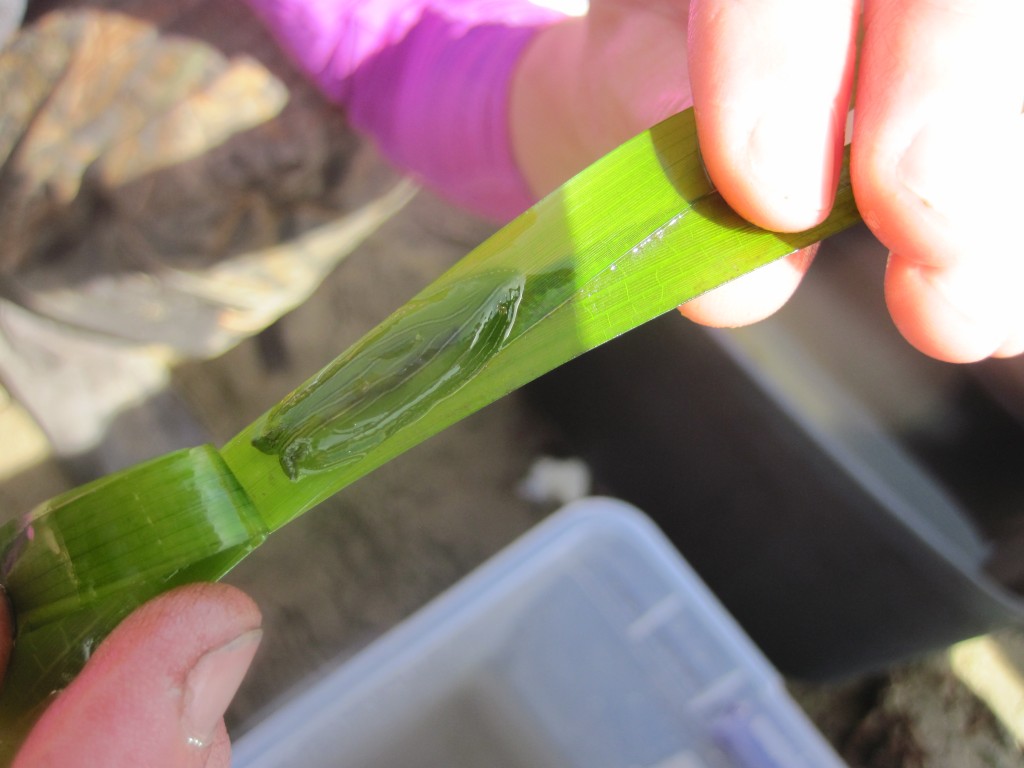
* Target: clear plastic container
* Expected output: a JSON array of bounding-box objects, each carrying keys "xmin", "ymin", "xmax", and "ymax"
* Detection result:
[{"xmin": 232, "ymin": 498, "xmax": 845, "ymax": 768}]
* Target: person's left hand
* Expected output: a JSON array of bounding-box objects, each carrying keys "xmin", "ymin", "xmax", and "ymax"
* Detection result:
[{"xmin": 4, "ymin": 584, "xmax": 262, "ymax": 768}]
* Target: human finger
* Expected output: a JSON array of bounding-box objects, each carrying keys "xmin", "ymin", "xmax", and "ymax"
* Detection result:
[
  {"xmin": 853, "ymin": 0, "xmax": 1024, "ymax": 362},
  {"xmin": 679, "ymin": 246, "xmax": 818, "ymax": 326},
  {"xmin": 688, "ymin": 0, "xmax": 859, "ymax": 232},
  {"xmin": 511, "ymin": 0, "xmax": 692, "ymax": 197},
  {"xmin": 14, "ymin": 583, "xmax": 262, "ymax": 768},
  {"xmin": 681, "ymin": 0, "xmax": 857, "ymax": 328}
]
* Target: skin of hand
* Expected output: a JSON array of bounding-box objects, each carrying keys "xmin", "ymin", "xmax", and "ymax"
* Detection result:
[
  {"xmin": 511, "ymin": 0, "xmax": 1024, "ymax": 363},
  {"xmin": 3, "ymin": 584, "xmax": 261, "ymax": 768}
]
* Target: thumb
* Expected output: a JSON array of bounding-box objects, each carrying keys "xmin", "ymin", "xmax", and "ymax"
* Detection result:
[{"xmin": 14, "ymin": 583, "xmax": 262, "ymax": 768}]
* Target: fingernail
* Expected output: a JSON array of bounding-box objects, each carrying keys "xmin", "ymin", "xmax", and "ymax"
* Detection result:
[
  {"xmin": 182, "ymin": 629, "xmax": 262, "ymax": 749},
  {"xmin": 923, "ymin": 263, "xmax": 1018, "ymax": 356},
  {"xmin": 928, "ymin": 266, "xmax": 1002, "ymax": 326},
  {"xmin": 748, "ymin": 101, "xmax": 840, "ymax": 229},
  {"xmin": 898, "ymin": 124, "xmax": 959, "ymax": 217}
]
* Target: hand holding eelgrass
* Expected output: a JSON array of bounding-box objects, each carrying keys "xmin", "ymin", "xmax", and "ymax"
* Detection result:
[
  {"xmin": 510, "ymin": 0, "xmax": 1024, "ymax": 363},
  {"xmin": 1, "ymin": 584, "xmax": 259, "ymax": 768}
]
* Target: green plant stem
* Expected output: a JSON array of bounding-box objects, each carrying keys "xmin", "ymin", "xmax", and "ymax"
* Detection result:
[{"xmin": 222, "ymin": 109, "xmax": 860, "ymax": 534}]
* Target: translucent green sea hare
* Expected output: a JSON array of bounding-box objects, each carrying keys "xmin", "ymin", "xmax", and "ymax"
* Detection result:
[{"xmin": 253, "ymin": 269, "xmax": 525, "ymax": 479}]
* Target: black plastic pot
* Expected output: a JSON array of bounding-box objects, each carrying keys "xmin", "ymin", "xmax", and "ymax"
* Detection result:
[{"xmin": 525, "ymin": 225, "xmax": 1024, "ymax": 680}]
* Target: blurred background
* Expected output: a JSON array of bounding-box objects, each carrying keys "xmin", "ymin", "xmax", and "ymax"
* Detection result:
[{"xmin": 2, "ymin": 2, "xmax": 1023, "ymax": 765}]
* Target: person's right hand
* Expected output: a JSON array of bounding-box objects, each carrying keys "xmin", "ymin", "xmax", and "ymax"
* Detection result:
[
  {"xmin": 5, "ymin": 584, "xmax": 261, "ymax": 768},
  {"xmin": 511, "ymin": 0, "xmax": 1024, "ymax": 363},
  {"xmin": 687, "ymin": 0, "xmax": 1023, "ymax": 362}
]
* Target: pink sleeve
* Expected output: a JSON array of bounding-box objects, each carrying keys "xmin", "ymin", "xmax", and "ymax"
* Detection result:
[{"xmin": 245, "ymin": 0, "xmax": 565, "ymax": 221}]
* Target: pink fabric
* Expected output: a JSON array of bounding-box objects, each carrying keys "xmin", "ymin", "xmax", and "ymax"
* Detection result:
[{"xmin": 245, "ymin": 0, "xmax": 564, "ymax": 221}]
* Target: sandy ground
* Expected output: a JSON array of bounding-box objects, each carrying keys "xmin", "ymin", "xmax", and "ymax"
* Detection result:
[{"xmin": 2, "ymin": 180, "xmax": 1023, "ymax": 766}]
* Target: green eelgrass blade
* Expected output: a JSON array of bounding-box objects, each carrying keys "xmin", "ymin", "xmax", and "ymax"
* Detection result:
[
  {"xmin": 0, "ymin": 108, "xmax": 861, "ymax": 759},
  {"xmin": 220, "ymin": 109, "xmax": 860, "ymax": 531},
  {"xmin": 0, "ymin": 446, "xmax": 266, "ymax": 748}
]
